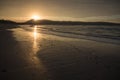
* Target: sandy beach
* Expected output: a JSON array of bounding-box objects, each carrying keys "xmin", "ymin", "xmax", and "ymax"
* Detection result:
[{"xmin": 0, "ymin": 25, "xmax": 120, "ymax": 80}]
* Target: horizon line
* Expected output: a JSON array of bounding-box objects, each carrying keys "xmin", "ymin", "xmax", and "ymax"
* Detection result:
[{"xmin": 0, "ymin": 19, "xmax": 120, "ymax": 24}]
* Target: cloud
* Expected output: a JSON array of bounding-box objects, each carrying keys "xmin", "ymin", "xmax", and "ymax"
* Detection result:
[{"xmin": 81, "ymin": 15, "xmax": 120, "ymax": 22}]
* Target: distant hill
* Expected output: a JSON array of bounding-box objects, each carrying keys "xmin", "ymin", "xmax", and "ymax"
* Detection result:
[
  {"xmin": 0, "ymin": 19, "xmax": 120, "ymax": 25},
  {"xmin": 0, "ymin": 20, "xmax": 18, "ymax": 29},
  {"xmin": 0, "ymin": 19, "xmax": 17, "ymax": 24},
  {"xmin": 21, "ymin": 19, "xmax": 120, "ymax": 25}
]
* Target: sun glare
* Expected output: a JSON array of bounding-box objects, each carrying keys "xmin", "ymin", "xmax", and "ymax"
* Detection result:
[{"xmin": 32, "ymin": 15, "xmax": 40, "ymax": 20}]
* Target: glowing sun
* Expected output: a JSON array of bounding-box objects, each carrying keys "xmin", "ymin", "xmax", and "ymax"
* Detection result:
[{"xmin": 31, "ymin": 15, "xmax": 41, "ymax": 20}]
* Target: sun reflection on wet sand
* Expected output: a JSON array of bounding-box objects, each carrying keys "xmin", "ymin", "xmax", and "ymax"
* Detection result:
[
  {"xmin": 33, "ymin": 26, "xmax": 37, "ymax": 40},
  {"xmin": 9, "ymin": 26, "xmax": 48, "ymax": 79},
  {"xmin": 33, "ymin": 25, "xmax": 39, "ymax": 54},
  {"xmin": 32, "ymin": 25, "xmax": 40, "ymax": 64}
]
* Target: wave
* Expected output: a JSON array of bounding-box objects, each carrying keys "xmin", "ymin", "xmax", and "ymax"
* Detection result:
[{"xmin": 21, "ymin": 25, "xmax": 120, "ymax": 45}]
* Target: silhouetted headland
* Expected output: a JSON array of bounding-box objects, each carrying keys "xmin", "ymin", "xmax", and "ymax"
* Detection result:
[
  {"xmin": 0, "ymin": 19, "xmax": 18, "ymax": 29},
  {"xmin": 0, "ymin": 19, "xmax": 17, "ymax": 24}
]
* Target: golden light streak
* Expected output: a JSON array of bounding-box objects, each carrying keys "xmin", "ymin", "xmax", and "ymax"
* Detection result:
[{"xmin": 33, "ymin": 25, "xmax": 38, "ymax": 54}]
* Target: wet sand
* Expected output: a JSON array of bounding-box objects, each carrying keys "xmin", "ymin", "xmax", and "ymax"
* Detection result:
[{"xmin": 0, "ymin": 25, "xmax": 120, "ymax": 80}]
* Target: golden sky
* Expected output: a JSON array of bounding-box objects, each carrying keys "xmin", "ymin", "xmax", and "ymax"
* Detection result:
[{"xmin": 0, "ymin": 0, "xmax": 120, "ymax": 22}]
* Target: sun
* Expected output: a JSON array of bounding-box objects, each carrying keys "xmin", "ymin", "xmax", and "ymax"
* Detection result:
[{"xmin": 31, "ymin": 15, "xmax": 41, "ymax": 20}]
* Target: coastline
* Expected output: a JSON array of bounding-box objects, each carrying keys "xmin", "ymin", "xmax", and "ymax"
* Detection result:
[{"xmin": 0, "ymin": 26, "xmax": 120, "ymax": 80}]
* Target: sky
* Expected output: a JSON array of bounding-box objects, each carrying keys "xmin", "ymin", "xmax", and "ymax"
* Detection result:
[{"xmin": 0, "ymin": 0, "xmax": 120, "ymax": 22}]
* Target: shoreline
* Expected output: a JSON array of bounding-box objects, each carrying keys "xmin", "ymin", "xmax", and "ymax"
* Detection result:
[{"xmin": 38, "ymin": 30, "xmax": 120, "ymax": 45}]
